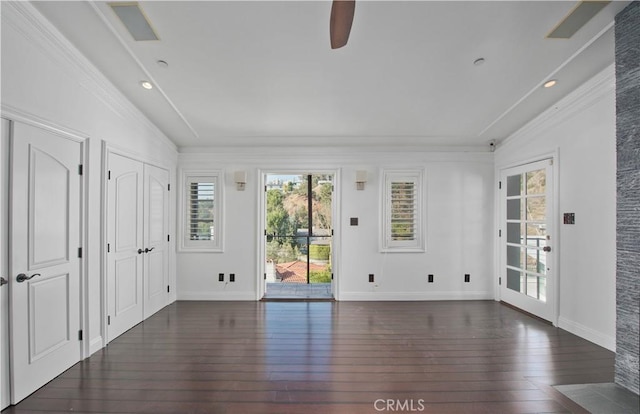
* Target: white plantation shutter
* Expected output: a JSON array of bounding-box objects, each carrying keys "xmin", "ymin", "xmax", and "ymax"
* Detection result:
[
  {"xmin": 382, "ymin": 170, "xmax": 424, "ymax": 252},
  {"xmin": 188, "ymin": 181, "xmax": 214, "ymax": 241},
  {"xmin": 390, "ymin": 181, "xmax": 417, "ymax": 241},
  {"xmin": 180, "ymin": 171, "xmax": 223, "ymax": 251}
]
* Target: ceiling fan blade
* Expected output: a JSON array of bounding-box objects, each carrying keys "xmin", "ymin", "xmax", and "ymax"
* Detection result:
[{"xmin": 330, "ymin": 0, "xmax": 355, "ymax": 49}]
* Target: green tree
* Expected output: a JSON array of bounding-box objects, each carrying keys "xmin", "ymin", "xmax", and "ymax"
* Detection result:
[{"xmin": 266, "ymin": 189, "xmax": 296, "ymax": 244}]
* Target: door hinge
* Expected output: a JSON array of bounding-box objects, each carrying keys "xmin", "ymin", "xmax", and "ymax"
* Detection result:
[
  {"xmin": 264, "ymin": 185, "xmax": 267, "ymax": 192},
  {"xmin": 167, "ymin": 184, "xmax": 171, "ymax": 191},
  {"xmin": 107, "ymin": 243, "xmax": 110, "ymax": 252},
  {"xmin": 499, "ymin": 181, "xmax": 502, "ymax": 189},
  {"xmin": 78, "ymin": 247, "xmax": 82, "ymax": 258},
  {"xmin": 331, "ymin": 229, "xmax": 334, "ymax": 236},
  {"xmin": 78, "ymin": 165, "xmax": 83, "ymax": 175},
  {"xmin": 108, "ymin": 170, "xmax": 111, "ymax": 180},
  {"xmin": 264, "ymin": 229, "xmax": 267, "ymax": 236},
  {"xmin": 331, "ymin": 273, "xmax": 334, "ymax": 280},
  {"xmin": 78, "ymin": 330, "xmax": 83, "ymax": 341},
  {"xmin": 107, "ymin": 315, "xmax": 111, "ymax": 325},
  {"xmin": 264, "ymin": 273, "xmax": 266, "ymax": 280},
  {"xmin": 167, "ymin": 234, "xmax": 170, "ymax": 242},
  {"xmin": 167, "ymin": 285, "xmax": 170, "ymax": 293},
  {"xmin": 499, "ymin": 229, "xmax": 502, "ymax": 237},
  {"xmin": 499, "ymin": 277, "xmax": 502, "ymax": 286}
]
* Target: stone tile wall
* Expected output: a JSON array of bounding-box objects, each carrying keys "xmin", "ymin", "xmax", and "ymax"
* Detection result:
[{"xmin": 615, "ymin": 0, "xmax": 640, "ymax": 396}]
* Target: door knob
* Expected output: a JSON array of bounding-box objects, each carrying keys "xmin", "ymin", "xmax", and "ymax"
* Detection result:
[
  {"xmin": 0, "ymin": 277, "xmax": 7, "ymax": 287},
  {"xmin": 145, "ymin": 247, "xmax": 155, "ymax": 253},
  {"xmin": 16, "ymin": 273, "xmax": 40, "ymax": 283},
  {"xmin": 543, "ymin": 246, "xmax": 551, "ymax": 252},
  {"xmin": 138, "ymin": 248, "xmax": 144, "ymax": 254}
]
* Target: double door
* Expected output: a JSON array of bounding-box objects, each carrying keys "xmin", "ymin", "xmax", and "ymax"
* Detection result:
[
  {"xmin": 264, "ymin": 174, "xmax": 333, "ymax": 297},
  {"xmin": 106, "ymin": 152, "xmax": 169, "ymax": 341}
]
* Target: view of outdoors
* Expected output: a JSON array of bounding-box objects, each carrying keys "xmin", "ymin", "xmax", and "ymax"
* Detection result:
[
  {"xmin": 506, "ymin": 168, "xmax": 548, "ymax": 301},
  {"xmin": 265, "ymin": 174, "xmax": 333, "ymax": 285}
]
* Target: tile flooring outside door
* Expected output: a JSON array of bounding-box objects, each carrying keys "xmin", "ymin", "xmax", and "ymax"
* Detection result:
[{"xmin": 263, "ymin": 282, "xmax": 333, "ymax": 300}]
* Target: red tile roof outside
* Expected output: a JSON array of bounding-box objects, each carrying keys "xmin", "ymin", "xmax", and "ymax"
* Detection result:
[{"xmin": 275, "ymin": 260, "xmax": 327, "ymax": 283}]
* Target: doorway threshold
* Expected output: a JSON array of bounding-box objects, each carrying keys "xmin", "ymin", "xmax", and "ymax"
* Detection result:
[{"xmin": 262, "ymin": 283, "xmax": 334, "ymax": 301}]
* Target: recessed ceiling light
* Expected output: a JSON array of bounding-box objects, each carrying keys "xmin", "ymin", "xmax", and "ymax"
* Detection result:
[
  {"xmin": 140, "ymin": 80, "xmax": 153, "ymax": 90},
  {"xmin": 473, "ymin": 57, "xmax": 485, "ymax": 66},
  {"xmin": 544, "ymin": 79, "xmax": 557, "ymax": 88}
]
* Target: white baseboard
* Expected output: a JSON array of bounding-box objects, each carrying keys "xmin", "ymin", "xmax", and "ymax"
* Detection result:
[
  {"xmin": 178, "ymin": 291, "xmax": 256, "ymax": 301},
  {"xmin": 89, "ymin": 336, "xmax": 103, "ymax": 356},
  {"xmin": 338, "ymin": 291, "xmax": 493, "ymax": 301},
  {"xmin": 558, "ymin": 317, "xmax": 615, "ymax": 351}
]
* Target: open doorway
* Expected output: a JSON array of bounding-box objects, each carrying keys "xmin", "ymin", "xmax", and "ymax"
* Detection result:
[{"xmin": 262, "ymin": 173, "xmax": 334, "ymax": 300}]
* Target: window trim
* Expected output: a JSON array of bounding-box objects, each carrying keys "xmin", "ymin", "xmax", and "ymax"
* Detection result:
[
  {"xmin": 178, "ymin": 169, "xmax": 224, "ymax": 252},
  {"xmin": 380, "ymin": 169, "xmax": 425, "ymax": 253}
]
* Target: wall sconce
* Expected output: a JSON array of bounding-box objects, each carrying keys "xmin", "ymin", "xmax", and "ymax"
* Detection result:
[
  {"xmin": 355, "ymin": 170, "xmax": 367, "ymax": 191},
  {"xmin": 234, "ymin": 170, "xmax": 247, "ymax": 191}
]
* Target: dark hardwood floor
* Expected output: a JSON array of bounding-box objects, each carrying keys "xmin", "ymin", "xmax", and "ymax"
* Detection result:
[{"xmin": 5, "ymin": 301, "xmax": 615, "ymax": 413}]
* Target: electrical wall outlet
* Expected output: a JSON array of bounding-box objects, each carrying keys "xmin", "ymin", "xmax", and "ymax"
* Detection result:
[
  {"xmin": 464, "ymin": 274, "xmax": 470, "ymax": 283},
  {"xmin": 218, "ymin": 273, "xmax": 224, "ymax": 282},
  {"xmin": 428, "ymin": 274, "xmax": 434, "ymax": 283},
  {"xmin": 229, "ymin": 273, "xmax": 235, "ymax": 282},
  {"xmin": 369, "ymin": 274, "xmax": 374, "ymax": 283}
]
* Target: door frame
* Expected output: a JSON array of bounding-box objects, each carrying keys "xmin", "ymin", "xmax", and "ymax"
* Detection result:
[
  {"xmin": 101, "ymin": 143, "xmax": 174, "ymax": 346},
  {"xmin": 2, "ymin": 110, "xmax": 89, "ymax": 404},
  {"xmin": 495, "ymin": 151, "xmax": 560, "ymax": 326},
  {"xmin": 1, "ymin": 118, "xmax": 11, "ymax": 410},
  {"xmin": 257, "ymin": 169, "xmax": 341, "ymax": 300}
]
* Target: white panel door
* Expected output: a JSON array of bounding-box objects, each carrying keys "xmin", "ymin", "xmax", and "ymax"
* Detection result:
[
  {"xmin": 10, "ymin": 122, "xmax": 82, "ymax": 403},
  {"xmin": 143, "ymin": 164, "xmax": 169, "ymax": 318},
  {"xmin": 1, "ymin": 118, "xmax": 11, "ymax": 410},
  {"xmin": 107, "ymin": 153, "xmax": 143, "ymax": 341},
  {"xmin": 500, "ymin": 159, "xmax": 555, "ymax": 322}
]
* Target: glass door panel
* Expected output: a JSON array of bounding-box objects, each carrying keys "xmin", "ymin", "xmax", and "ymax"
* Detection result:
[{"xmin": 264, "ymin": 174, "xmax": 333, "ymax": 299}]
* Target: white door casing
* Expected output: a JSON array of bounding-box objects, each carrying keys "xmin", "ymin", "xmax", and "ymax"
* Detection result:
[
  {"xmin": 1, "ymin": 118, "xmax": 11, "ymax": 410},
  {"xmin": 106, "ymin": 153, "xmax": 144, "ymax": 341},
  {"xmin": 143, "ymin": 164, "xmax": 169, "ymax": 319},
  {"xmin": 9, "ymin": 122, "xmax": 82, "ymax": 403}
]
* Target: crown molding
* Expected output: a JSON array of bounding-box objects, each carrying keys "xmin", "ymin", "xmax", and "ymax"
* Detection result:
[
  {"xmin": 178, "ymin": 146, "xmax": 495, "ymax": 165},
  {"xmin": 2, "ymin": 2, "xmax": 177, "ymax": 153},
  {"xmin": 498, "ymin": 64, "xmax": 615, "ymax": 151}
]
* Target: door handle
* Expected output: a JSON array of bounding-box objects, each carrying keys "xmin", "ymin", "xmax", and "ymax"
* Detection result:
[
  {"xmin": 145, "ymin": 247, "xmax": 155, "ymax": 253},
  {"xmin": 138, "ymin": 248, "xmax": 144, "ymax": 254},
  {"xmin": 0, "ymin": 277, "xmax": 7, "ymax": 287},
  {"xmin": 16, "ymin": 273, "xmax": 40, "ymax": 283},
  {"xmin": 543, "ymin": 246, "xmax": 551, "ymax": 252}
]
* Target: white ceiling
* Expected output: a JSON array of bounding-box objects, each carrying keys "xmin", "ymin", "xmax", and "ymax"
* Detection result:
[{"xmin": 32, "ymin": 1, "xmax": 629, "ymax": 149}]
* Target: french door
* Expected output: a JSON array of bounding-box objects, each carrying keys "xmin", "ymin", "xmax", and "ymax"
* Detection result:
[
  {"xmin": 500, "ymin": 159, "xmax": 555, "ymax": 322},
  {"xmin": 263, "ymin": 174, "xmax": 333, "ymax": 298},
  {"xmin": 9, "ymin": 122, "xmax": 83, "ymax": 402}
]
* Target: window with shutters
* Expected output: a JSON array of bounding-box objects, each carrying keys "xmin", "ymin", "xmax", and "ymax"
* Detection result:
[
  {"xmin": 179, "ymin": 170, "xmax": 223, "ymax": 252},
  {"xmin": 381, "ymin": 169, "xmax": 425, "ymax": 252}
]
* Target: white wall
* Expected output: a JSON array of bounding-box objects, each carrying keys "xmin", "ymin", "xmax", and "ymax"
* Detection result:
[
  {"xmin": 1, "ymin": 2, "xmax": 178, "ymax": 356},
  {"xmin": 177, "ymin": 149, "xmax": 495, "ymax": 301},
  {"xmin": 495, "ymin": 66, "xmax": 617, "ymax": 350}
]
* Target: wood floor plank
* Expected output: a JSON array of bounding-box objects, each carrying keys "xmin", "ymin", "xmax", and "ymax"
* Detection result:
[{"xmin": 4, "ymin": 301, "xmax": 614, "ymax": 413}]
